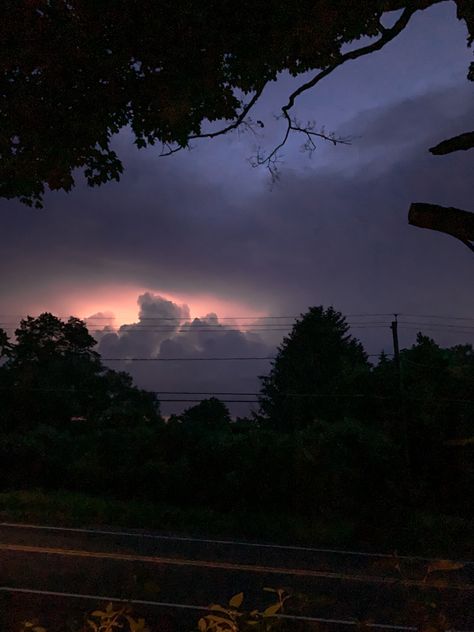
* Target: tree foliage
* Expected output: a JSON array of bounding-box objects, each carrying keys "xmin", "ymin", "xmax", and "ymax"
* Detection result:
[
  {"xmin": 0, "ymin": 313, "xmax": 162, "ymax": 430},
  {"xmin": 258, "ymin": 306, "xmax": 372, "ymax": 430},
  {"xmin": 180, "ymin": 397, "xmax": 231, "ymax": 430},
  {"xmin": 1, "ymin": 0, "xmax": 472, "ymax": 206},
  {"xmin": 1, "ymin": 309, "xmax": 473, "ymax": 523}
]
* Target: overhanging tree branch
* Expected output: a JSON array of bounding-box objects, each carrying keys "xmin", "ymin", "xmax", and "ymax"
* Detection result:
[
  {"xmin": 159, "ymin": 84, "xmax": 266, "ymax": 157},
  {"xmin": 0, "ymin": 0, "xmax": 462, "ymax": 206},
  {"xmin": 253, "ymin": 5, "xmax": 424, "ymax": 178},
  {"xmin": 429, "ymin": 131, "xmax": 474, "ymax": 155},
  {"xmin": 408, "ymin": 202, "xmax": 474, "ymax": 253},
  {"xmin": 162, "ymin": 4, "xmax": 432, "ymax": 171},
  {"xmin": 280, "ymin": 6, "xmax": 418, "ymax": 116}
]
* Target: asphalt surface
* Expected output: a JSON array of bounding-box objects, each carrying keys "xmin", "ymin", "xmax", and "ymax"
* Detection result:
[{"xmin": 0, "ymin": 522, "xmax": 473, "ymax": 631}]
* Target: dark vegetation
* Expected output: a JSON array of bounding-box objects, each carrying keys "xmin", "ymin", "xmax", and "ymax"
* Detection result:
[{"xmin": 0, "ymin": 308, "xmax": 473, "ymax": 554}]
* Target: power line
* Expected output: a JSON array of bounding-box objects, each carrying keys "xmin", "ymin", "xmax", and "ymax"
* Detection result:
[
  {"xmin": 0, "ymin": 387, "xmax": 472, "ymax": 404},
  {"xmin": 399, "ymin": 326, "xmax": 474, "ymax": 334},
  {"xmin": 160, "ymin": 399, "xmax": 259, "ymax": 403},
  {"xmin": 158, "ymin": 397, "xmax": 474, "ymax": 404},
  {"xmin": 3, "ymin": 314, "xmax": 473, "ymax": 337},
  {"xmin": 101, "ymin": 353, "xmax": 390, "ymax": 361},
  {"xmin": 102, "ymin": 356, "xmax": 275, "ymax": 361},
  {"xmin": 400, "ymin": 313, "xmax": 474, "ymax": 322},
  {"xmin": 0, "ymin": 320, "xmax": 393, "ymax": 328},
  {"xmin": 398, "ymin": 320, "xmax": 474, "ymax": 330},
  {"xmin": 2, "ymin": 324, "xmax": 472, "ymax": 337},
  {"xmin": 0, "ymin": 384, "xmax": 471, "ymax": 402},
  {"xmin": 0, "ymin": 388, "xmax": 392, "ymax": 397},
  {"xmin": 3, "ymin": 318, "xmax": 473, "ymax": 332},
  {"xmin": 83, "ymin": 325, "xmax": 392, "ymax": 333},
  {"xmin": 2, "ymin": 311, "xmax": 473, "ymax": 320},
  {"xmin": 0, "ymin": 313, "xmax": 397, "ymax": 320}
]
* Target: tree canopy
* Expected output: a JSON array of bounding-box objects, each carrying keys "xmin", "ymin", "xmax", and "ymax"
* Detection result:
[
  {"xmin": 180, "ymin": 397, "xmax": 231, "ymax": 431},
  {"xmin": 258, "ymin": 306, "xmax": 372, "ymax": 430},
  {"xmin": 0, "ymin": 313, "xmax": 162, "ymax": 430},
  {"xmin": 1, "ymin": 309, "xmax": 473, "ymax": 532},
  {"xmin": 1, "ymin": 0, "xmax": 472, "ymax": 208}
]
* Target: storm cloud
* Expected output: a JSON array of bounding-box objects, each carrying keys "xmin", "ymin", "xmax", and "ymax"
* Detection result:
[
  {"xmin": 91, "ymin": 293, "xmax": 272, "ymax": 416},
  {"xmin": 4, "ymin": 82, "xmax": 472, "ymax": 312}
]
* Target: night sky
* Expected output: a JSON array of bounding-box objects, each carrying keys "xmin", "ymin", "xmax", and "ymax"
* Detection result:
[{"xmin": 1, "ymin": 3, "xmax": 473, "ymax": 415}]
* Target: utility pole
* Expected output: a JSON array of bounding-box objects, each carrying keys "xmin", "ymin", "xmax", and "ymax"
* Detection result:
[
  {"xmin": 391, "ymin": 315, "xmax": 410, "ymax": 476},
  {"xmin": 390, "ymin": 315, "xmax": 400, "ymax": 375}
]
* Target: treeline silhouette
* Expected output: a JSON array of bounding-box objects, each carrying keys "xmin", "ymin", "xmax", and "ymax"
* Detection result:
[{"xmin": 0, "ymin": 308, "xmax": 473, "ymax": 528}]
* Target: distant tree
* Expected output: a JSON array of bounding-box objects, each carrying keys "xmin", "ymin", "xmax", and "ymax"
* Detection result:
[
  {"xmin": 1, "ymin": 1, "xmax": 472, "ymax": 207},
  {"xmin": 371, "ymin": 333, "xmax": 474, "ymax": 509},
  {"xmin": 400, "ymin": 334, "xmax": 474, "ymax": 448},
  {"xmin": 180, "ymin": 397, "xmax": 231, "ymax": 432},
  {"xmin": 11, "ymin": 312, "xmax": 99, "ymax": 363},
  {"xmin": 92, "ymin": 368, "xmax": 162, "ymax": 427},
  {"xmin": 258, "ymin": 306, "xmax": 372, "ymax": 430},
  {"xmin": 372, "ymin": 333, "xmax": 474, "ymax": 442},
  {"xmin": 0, "ymin": 313, "xmax": 162, "ymax": 430},
  {"xmin": 0, "ymin": 314, "xmax": 98, "ymax": 428},
  {"xmin": 292, "ymin": 417, "xmax": 398, "ymax": 514},
  {"xmin": 0, "ymin": 328, "xmax": 11, "ymax": 412},
  {"xmin": 0, "ymin": 327, "xmax": 13, "ymax": 358}
]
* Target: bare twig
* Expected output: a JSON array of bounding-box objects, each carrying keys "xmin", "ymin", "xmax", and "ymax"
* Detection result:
[
  {"xmin": 236, "ymin": 117, "xmax": 264, "ymax": 140},
  {"xmin": 250, "ymin": 111, "xmax": 351, "ymax": 176}
]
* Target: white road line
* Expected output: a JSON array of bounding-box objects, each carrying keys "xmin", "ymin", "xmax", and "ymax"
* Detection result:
[
  {"xmin": 1, "ymin": 521, "xmax": 470, "ymax": 564},
  {"xmin": 0, "ymin": 543, "xmax": 419, "ymax": 585},
  {"xmin": 2, "ymin": 543, "xmax": 473, "ymax": 590},
  {"xmin": 0, "ymin": 586, "xmax": 424, "ymax": 630}
]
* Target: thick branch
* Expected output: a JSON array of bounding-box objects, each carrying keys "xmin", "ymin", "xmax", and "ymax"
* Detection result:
[
  {"xmin": 408, "ymin": 202, "xmax": 474, "ymax": 253},
  {"xmin": 429, "ymin": 131, "xmax": 474, "ymax": 155},
  {"xmin": 281, "ymin": 6, "xmax": 418, "ymax": 116},
  {"xmin": 160, "ymin": 1, "xmax": 443, "ymax": 174},
  {"xmin": 249, "ymin": 4, "xmax": 426, "ymax": 177}
]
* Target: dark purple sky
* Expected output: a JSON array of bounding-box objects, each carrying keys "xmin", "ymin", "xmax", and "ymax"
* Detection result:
[{"xmin": 1, "ymin": 2, "xmax": 473, "ymax": 415}]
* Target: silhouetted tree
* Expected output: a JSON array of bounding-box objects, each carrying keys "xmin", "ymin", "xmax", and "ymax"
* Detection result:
[
  {"xmin": 1, "ymin": 1, "xmax": 472, "ymax": 207},
  {"xmin": 180, "ymin": 397, "xmax": 231, "ymax": 431},
  {"xmin": 372, "ymin": 333, "xmax": 474, "ymax": 510},
  {"xmin": 0, "ymin": 327, "xmax": 12, "ymax": 358},
  {"xmin": 258, "ymin": 306, "xmax": 372, "ymax": 431},
  {"xmin": 0, "ymin": 313, "xmax": 162, "ymax": 430},
  {"xmin": 1, "ymin": 312, "xmax": 473, "ymax": 523}
]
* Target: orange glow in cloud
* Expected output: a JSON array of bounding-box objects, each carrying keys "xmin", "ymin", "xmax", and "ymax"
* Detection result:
[
  {"xmin": 177, "ymin": 294, "xmax": 267, "ymax": 322},
  {"xmin": 65, "ymin": 286, "xmax": 267, "ymax": 327}
]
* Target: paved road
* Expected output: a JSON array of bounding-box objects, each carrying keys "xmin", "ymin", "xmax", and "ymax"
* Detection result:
[{"xmin": 1, "ymin": 522, "xmax": 473, "ymax": 631}]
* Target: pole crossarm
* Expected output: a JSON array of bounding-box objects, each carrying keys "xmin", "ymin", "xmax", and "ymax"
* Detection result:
[{"xmin": 408, "ymin": 202, "xmax": 474, "ymax": 253}]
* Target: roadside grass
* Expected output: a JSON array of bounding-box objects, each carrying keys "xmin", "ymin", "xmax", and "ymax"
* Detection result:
[
  {"xmin": 0, "ymin": 488, "xmax": 472, "ymax": 558},
  {"xmin": 0, "ymin": 488, "xmax": 354, "ymax": 545}
]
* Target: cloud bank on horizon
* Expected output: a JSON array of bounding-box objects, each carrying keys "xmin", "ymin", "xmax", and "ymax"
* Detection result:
[{"xmin": 88, "ymin": 292, "xmax": 272, "ymax": 416}]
